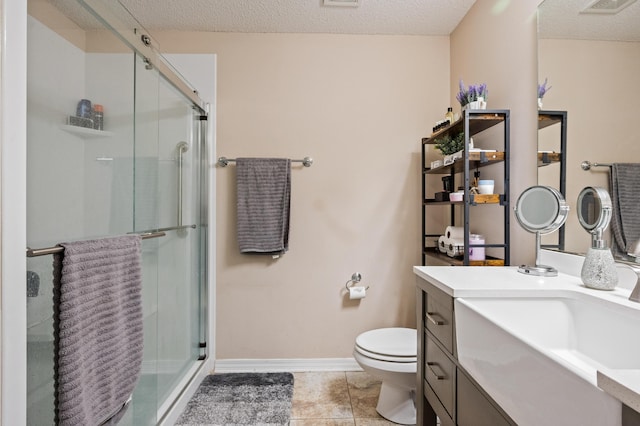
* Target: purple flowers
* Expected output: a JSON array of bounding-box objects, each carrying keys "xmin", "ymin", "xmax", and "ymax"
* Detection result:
[
  {"xmin": 538, "ymin": 78, "xmax": 551, "ymax": 99},
  {"xmin": 456, "ymin": 79, "xmax": 488, "ymax": 106}
]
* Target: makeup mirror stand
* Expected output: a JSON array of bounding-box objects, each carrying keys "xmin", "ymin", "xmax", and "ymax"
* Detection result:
[
  {"xmin": 514, "ymin": 186, "xmax": 569, "ymax": 277},
  {"xmin": 519, "ymin": 232, "xmax": 559, "ymax": 276}
]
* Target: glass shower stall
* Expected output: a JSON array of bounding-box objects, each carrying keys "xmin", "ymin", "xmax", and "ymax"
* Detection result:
[{"xmin": 25, "ymin": 0, "xmax": 210, "ymax": 424}]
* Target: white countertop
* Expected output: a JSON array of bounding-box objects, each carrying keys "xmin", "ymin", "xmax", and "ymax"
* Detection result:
[
  {"xmin": 413, "ymin": 265, "xmax": 638, "ymax": 307},
  {"xmin": 413, "ymin": 264, "xmax": 640, "ymax": 414},
  {"xmin": 598, "ymin": 370, "xmax": 640, "ymax": 413}
]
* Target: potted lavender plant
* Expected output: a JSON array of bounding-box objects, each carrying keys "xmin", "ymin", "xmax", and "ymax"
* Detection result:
[
  {"xmin": 456, "ymin": 80, "xmax": 488, "ymax": 111},
  {"xmin": 538, "ymin": 78, "xmax": 551, "ymax": 110}
]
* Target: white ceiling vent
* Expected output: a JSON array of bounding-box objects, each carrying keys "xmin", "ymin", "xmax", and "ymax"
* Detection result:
[
  {"xmin": 323, "ymin": 0, "xmax": 360, "ymax": 7},
  {"xmin": 581, "ymin": 0, "xmax": 637, "ymax": 14}
]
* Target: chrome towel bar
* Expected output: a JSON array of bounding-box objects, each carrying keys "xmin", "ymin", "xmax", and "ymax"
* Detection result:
[
  {"xmin": 581, "ymin": 160, "xmax": 612, "ymax": 171},
  {"xmin": 26, "ymin": 231, "xmax": 168, "ymax": 258},
  {"xmin": 217, "ymin": 156, "xmax": 313, "ymax": 168}
]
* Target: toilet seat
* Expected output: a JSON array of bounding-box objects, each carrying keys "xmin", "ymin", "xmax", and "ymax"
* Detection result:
[
  {"xmin": 354, "ymin": 346, "xmax": 416, "ymax": 363},
  {"xmin": 355, "ymin": 328, "xmax": 416, "ymax": 363}
]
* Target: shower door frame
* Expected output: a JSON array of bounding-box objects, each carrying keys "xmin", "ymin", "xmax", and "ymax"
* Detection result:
[
  {"xmin": 1, "ymin": 1, "xmax": 29, "ymax": 424},
  {"xmin": 1, "ymin": 1, "xmax": 216, "ymax": 423}
]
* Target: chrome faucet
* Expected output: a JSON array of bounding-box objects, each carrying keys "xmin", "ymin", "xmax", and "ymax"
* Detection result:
[{"xmin": 627, "ymin": 240, "xmax": 640, "ymax": 303}]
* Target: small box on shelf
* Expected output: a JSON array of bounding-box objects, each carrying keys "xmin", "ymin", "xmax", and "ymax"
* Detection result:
[
  {"xmin": 443, "ymin": 150, "xmax": 463, "ymax": 166},
  {"xmin": 67, "ymin": 115, "xmax": 94, "ymax": 129},
  {"xmin": 434, "ymin": 192, "xmax": 450, "ymax": 202}
]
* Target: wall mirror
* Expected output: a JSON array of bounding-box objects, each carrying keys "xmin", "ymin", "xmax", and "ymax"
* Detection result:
[{"xmin": 537, "ymin": 0, "xmax": 640, "ymax": 258}]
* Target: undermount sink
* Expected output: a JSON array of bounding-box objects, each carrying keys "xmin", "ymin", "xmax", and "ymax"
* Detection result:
[{"xmin": 455, "ymin": 293, "xmax": 640, "ymax": 425}]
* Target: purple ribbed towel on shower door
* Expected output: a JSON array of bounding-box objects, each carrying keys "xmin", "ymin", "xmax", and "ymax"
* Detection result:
[
  {"xmin": 52, "ymin": 235, "xmax": 144, "ymax": 426},
  {"xmin": 236, "ymin": 158, "xmax": 291, "ymax": 255}
]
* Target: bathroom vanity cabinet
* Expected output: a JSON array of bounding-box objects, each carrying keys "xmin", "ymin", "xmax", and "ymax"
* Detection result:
[
  {"xmin": 416, "ymin": 276, "xmax": 516, "ymax": 426},
  {"xmin": 421, "ymin": 110, "xmax": 510, "ymax": 266}
]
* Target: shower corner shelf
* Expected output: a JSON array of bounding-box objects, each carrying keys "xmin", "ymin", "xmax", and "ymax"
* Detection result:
[{"xmin": 61, "ymin": 124, "xmax": 114, "ymax": 138}]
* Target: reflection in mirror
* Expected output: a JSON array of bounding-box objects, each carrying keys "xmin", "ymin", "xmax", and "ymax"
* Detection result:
[
  {"xmin": 578, "ymin": 189, "xmax": 600, "ymax": 228},
  {"xmin": 537, "ymin": 0, "xmax": 640, "ymax": 258},
  {"xmin": 538, "ymin": 112, "xmax": 567, "ymax": 251},
  {"xmin": 609, "ymin": 163, "xmax": 640, "ymax": 259},
  {"xmin": 577, "ymin": 186, "xmax": 612, "ymax": 248},
  {"xmin": 515, "ymin": 186, "xmax": 569, "ymax": 276}
]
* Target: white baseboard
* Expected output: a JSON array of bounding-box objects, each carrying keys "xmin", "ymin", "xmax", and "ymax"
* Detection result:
[{"xmin": 213, "ymin": 358, "xmax": 362, "ymax": 373}]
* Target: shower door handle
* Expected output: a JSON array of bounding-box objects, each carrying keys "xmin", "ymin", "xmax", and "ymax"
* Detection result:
[{"xmin": 176, "ymin": 141, "xmax": 189, "ymax": 227}]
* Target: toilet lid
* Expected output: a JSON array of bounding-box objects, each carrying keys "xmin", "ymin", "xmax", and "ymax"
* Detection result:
[{"xmin": 355, "ymin": 328, "xmax": 416, "ymax": 361}]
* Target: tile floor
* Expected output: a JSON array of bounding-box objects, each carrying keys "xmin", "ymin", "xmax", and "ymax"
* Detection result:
[{"xmin": 289, "ymin": 371, "xmax": 398, "ymax": 425}]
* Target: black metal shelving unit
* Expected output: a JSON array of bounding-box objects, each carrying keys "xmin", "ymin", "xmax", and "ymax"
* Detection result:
[
  {"xmin": 538, "ymin": 110, "xmax": 567, "ymax": 251},
  {"xmin": 421, "ymin": 109, "xmax": 510, "ymax": 266}
]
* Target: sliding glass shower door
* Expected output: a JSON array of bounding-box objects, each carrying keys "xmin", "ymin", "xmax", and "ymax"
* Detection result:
[
  {"xmin": 132, "ymin": 52, "xmax": 205, "ymax": 423},
  {"xmin": 26, "ymin": 2, "xmax": 207, "ymax": 424}
]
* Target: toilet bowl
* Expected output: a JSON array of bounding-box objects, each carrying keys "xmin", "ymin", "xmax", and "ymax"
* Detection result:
[{"xmin": 353, "ymin": 327, "xmax": 417, "ymax": 425}]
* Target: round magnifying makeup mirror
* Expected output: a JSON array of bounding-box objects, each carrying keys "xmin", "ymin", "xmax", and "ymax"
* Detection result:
[
  {"xmin": 576, "ymin": 187, "xmax": 618, "ymax": 291},
  {"xmin": 514, "ymin": 186, "xmax": 569, "ymax": 276},
  {"xmin": 577, "ymin": 186, "xmax": 612, "ymax": 248}
]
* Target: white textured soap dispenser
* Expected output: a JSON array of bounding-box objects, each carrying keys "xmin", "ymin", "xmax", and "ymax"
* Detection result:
[
  {"xmin": 577, "ymin": 187, "xmax": 618, "ymax": 290},
  {"xmin": 581, "ymin": 239, "xmax": 618, "ymax": 290}
]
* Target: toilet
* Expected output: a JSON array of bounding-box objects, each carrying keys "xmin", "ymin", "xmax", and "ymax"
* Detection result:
[{"xmin": 353, "ymin": 327, "xmax": 417, "ymax": 425}]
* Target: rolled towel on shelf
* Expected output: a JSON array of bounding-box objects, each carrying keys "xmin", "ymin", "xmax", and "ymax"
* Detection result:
[
  {"xmin": 438, "ymin": 235, "xmax": 448, "ymax": 253},
  {"xmin": 445, "ymin": 226, "xmax": 464, "ymax": 240},
  {"xmin": 447, "ymin": 238, "xmax": 465, "ymax": 258}
]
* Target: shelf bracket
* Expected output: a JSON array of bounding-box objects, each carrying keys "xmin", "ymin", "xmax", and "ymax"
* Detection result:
[{"xmin": 541, "ymin": 152, "xmax": 550, "ymax": 164}]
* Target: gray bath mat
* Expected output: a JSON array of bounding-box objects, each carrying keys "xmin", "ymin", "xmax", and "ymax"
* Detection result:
[{"xmin": 176, "ymin": 372, "xmax": 294, "ymax": 426}]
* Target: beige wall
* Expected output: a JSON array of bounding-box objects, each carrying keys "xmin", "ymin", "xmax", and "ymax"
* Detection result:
[
  {"xmin": 451, "ymin": 0, "xmax": 541, "ymax": 266},
  {"xmin": 539, "ymin": 39, "xmax": 640, "ymax": 254},
  {"xmin": 152, "ymin": 0, "xmax": 544, "ymax": 360},
  {"xmin": 24, "ymin": 0, "xmax": 546, "ymax": 361},
  {"xmin": 156, "ymin": 32, "xmax": 449, "ymax": 358}
]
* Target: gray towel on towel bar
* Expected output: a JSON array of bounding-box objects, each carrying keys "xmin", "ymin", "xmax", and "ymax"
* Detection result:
[
  {"xmin": 236, "ymin": 158, "xmax": 291, "ymax": 255},
  {"xmin": 610, "ymin": 163, "xmax": 640, "ymax": 257},
  {"xmin": 52, "ymin": 235, "xmax": 144, "ymax": 426}
]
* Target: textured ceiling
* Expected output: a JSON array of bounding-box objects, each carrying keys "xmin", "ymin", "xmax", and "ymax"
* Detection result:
[
  {"xmin": 41, "ymin": 0, "xmax": 640, "ymax": 40},
  {"xmin": 538, "ymin": 0, "xmax": 640, "ymax": 41},
  {"xmin": 113, "ymin": 0, "xmax": 477, "ymax": 35}
]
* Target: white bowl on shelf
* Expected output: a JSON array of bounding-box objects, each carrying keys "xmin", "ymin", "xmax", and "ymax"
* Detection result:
[
  {"xmin": 450, "ymin": 191, "xmax": 464, "ymax": 202},
  {"xmin": 477, "ymin": 180, "xmax": 494, "ymax": 194}
]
